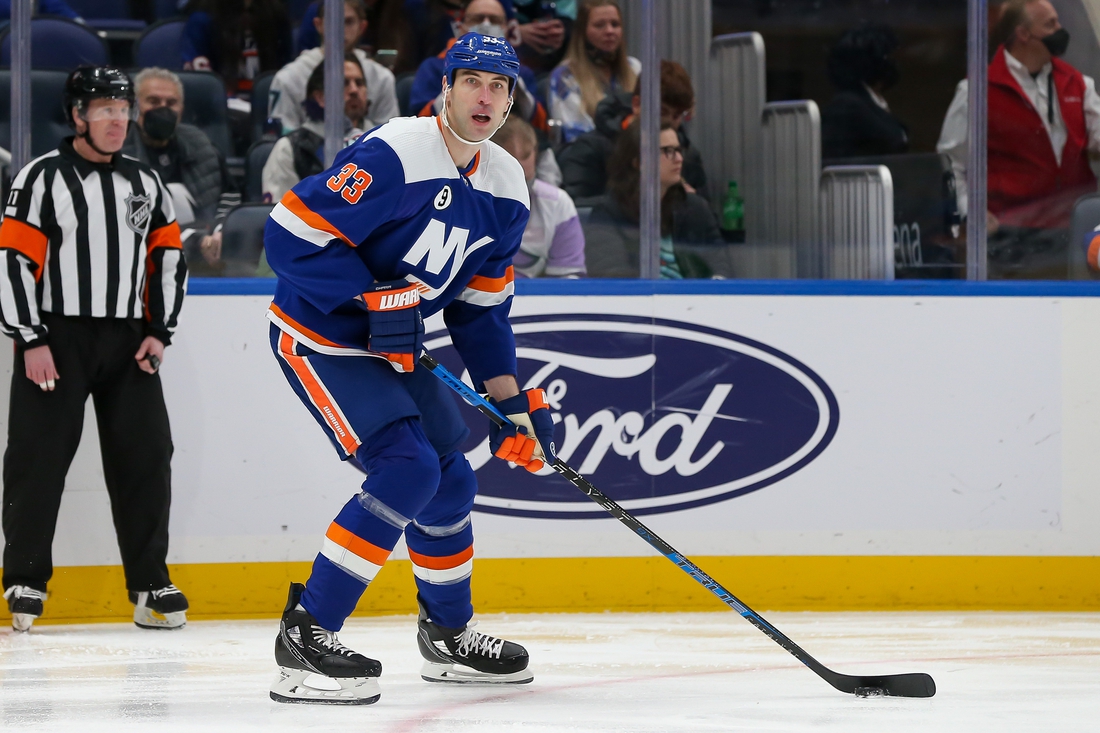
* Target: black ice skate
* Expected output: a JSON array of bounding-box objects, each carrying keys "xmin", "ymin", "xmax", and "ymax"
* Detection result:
[
  {"xmin": 129, "ymin": 585, "xmax": 189, "ymax": 629},
  {"xmin": 270, "ymin": 582, "xmax": 382, "ymax": 705},
  {"xmin": 4, "ymin": 585, "xmax": 46, "ymax": 632},
  {"xmin": 416, "ymin": 597, "xmax": 533, "ymax": 684}
]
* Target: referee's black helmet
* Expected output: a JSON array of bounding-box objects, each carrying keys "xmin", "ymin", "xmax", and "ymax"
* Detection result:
[{"xmin": 64, "ymin": 66, "xmax": 135, "ymax": 127}]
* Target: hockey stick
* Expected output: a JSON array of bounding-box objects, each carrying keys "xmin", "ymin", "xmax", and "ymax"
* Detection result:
[{"xmin": 420, "ymin": 352, "xmax": 936, "ymax": 698}]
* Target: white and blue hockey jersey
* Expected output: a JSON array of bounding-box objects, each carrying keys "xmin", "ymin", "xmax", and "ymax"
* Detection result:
[{"xmin": 264, "ymin": 116, "xmax": 530, "ymax": 384}]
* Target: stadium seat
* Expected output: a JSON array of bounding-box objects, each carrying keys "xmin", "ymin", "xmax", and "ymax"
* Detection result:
[
  {"xmin": 176, "ymin": 71, "xmax": 233, "ymax": 159},
  {"xmin": 244, "ymin": 140, "xmax": 276, "ymax": 203},
  {"xmin": 66, "ymin": 0, "xmax": 146, "ymax": 31},
  {"xmin": 395, "ymin": 72, "xmax": 415, "ymax": 117},
  {"xmin": 220, "ymin": 203, "xmax": 275, "ymax": 276},
  {"xmin": 133, "ymin": 18, "xmax": 186, "ymax": 70},
  {"xmin": 0, "ymin": 70, "xmax": 75, "ymax": 160},
  {"xmin": 0, "ymin": 16, "xmax": 109, "ymax": 69},
  {"xmin": 250, "ymin": 71, "xmax": 277, "ymax": 142}
]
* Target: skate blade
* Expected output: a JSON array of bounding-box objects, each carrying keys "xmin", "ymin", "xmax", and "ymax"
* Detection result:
[
  {"xmin": 134, "ymin": 607, "xmax": 187, "ymax": 630},
  {"xmin": 270, "ymin": 667, "xmax": 381, "ymax": 705},
  {"xmin": 11, "ymin": 613, "xmax": 36, "ymax": 632},
  {"xmin": 420, "ymin": 660, "xmax": 533, "ymax": 684}
]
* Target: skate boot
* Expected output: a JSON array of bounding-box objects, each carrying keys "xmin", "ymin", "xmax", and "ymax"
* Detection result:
[
  {"xmin": 4, "ymin": 586, "xmax": 46, "ymax": 632},
  {"xmin": 129, "ymin": 585, "xmax": 189, "ymax": 629},
  {"xmin": 416, "ymin": 598, "xmax": 533, "ymax": 684},
  {"xmin": 270, "ymin": 582, "xmax": 382, "ymax": 705}
]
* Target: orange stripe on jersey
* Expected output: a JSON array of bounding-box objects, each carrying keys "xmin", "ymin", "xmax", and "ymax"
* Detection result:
[
  {"xmin": 280, "ymin": 190, "xmax": 356, "ymax": 248},
  {"xmin": 147, "ymin": 222, "xmax": 182, "ymax": 251},
  {"xmin": 407, "ymin": 545, "xmax": 474, "ymax": 570},
  {"xmin": 1088, "ymin": 234, "xmax": 1100, "ymax": 271},
  {"xmin": 466, "ymin": 266, "xmax": 514, "ymax": 293},
  {"xmin": 270, "ymin": 304, "xmax": 347, "ymax": 349},
  {"xmin": 0, "ymin": 218, "xmax": 48, "ymax": 276},
  {"xmin": 465, "ymin": 151, "xmax": 481, "ymax": 177},
  {"xmin": 326, "ymin": 522, "xmax": 391, "ymax": 565},
  {"xmin": 278, "ymin": 331, "xmax": 361, "ymax": 456}
]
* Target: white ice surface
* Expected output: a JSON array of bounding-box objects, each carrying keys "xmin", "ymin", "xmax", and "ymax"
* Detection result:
[{"xmin": 1, "ymin": 611, "xmax": 1098, "ymax": 732}]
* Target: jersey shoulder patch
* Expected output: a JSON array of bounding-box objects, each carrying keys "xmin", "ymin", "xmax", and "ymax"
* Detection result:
[
  {"xmin": 365, "ymin": 116, "xmax": 457, "ymax": 185},
  {"xmin": 469, "ymin": 141, "xmax": 530, "ymax": 209}
]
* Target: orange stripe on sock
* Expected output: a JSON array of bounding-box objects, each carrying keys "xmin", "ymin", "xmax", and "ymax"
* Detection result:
[
  {"xmin": 407, "ymin": 545, "xmax": 474, "ymax": 570},
  {"xmin": 278, "ymin": 332, "xmax": 360, "ymax": 456},
  {"xmin": 326, "ymin": 522, "xmax": 391, "ymax": 566}
]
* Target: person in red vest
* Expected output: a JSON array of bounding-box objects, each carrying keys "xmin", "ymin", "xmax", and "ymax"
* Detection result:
[{"xmin": 937, "ymin": 0, "xmax": 1100, "ymax": 277}]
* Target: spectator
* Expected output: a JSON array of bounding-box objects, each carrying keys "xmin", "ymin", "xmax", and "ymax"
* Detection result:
[
  {"xmin": 493, "ymin": 116, "xmax": 586, "ymax": 278},
  {"xmin": 938, "ymin": 0, "xmax": 1100, "ymax": 275},
  {"xmin": 587, "ymin": 120, "xmax": 720, "ymax": 278},
  {"xmin": 181, "ymin": 0, "xmax": 293, "ymax": 102},
  {"xmin": 263, "ymin": 55, "xmax": 374, "ymax": 205},
  {"xmin": 296, "ymin": 1, "xmax": 419, "ymax": 75},
  {"xmin": 558, "ymin": 59, "xmax": 705, "ymax": 202},
  {"xmin": 269, "ymin": 0, "xmax": 398, "ymax": 134},
  {"xmin": 410, "ymin": 0, "xmax": 547, "ymax": 131},
  {"xmin": 122, "ymin": 68, "xmax": 241, "ymax": 276},
  {"xmin": 0, "ymin": 0, "xmax": 81, "ymax": 20},
  {"xmin": 821, "ymin": 24, "xmax": 909, "ymax": 160},
  {"xmin": 549, "ymin": 0, "xmax": 638, "ymax": 144},
  {"xmin": 512, "ymin": 0, "xmax": 570, "ymax": 74}
]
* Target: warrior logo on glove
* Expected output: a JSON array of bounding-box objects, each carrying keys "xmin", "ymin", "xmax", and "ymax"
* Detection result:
[{"xmin": 488, "ymin": 388, "xmax": 557, "ymax": 473}]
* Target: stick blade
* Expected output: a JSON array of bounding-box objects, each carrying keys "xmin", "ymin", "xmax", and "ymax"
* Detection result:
[{"xmin": 831, "ymin": 672, "xmax": 936, "ymax": 698}]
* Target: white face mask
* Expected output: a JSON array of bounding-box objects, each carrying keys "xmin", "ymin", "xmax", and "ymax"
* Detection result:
[{"xmin": 467, "ymin": 21, "xmax": 506, "ymax": 38}]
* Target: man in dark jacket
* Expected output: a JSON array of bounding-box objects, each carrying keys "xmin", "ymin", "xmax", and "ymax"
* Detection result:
[
  {"xmin": 820, "ymin": 25, "xmax": 909, "ymax": 160},
  {"xmin": 122, "ymin": 68, "xmax": 240, "ymax": 275},
  {"xmin": 557, "ymin": 60, "xmax": 707, "ymax": 203}
]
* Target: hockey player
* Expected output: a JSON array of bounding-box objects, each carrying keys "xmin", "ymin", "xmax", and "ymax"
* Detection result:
[{"xmin": 263, "ymin": 33, "xmax": 557, "ymax": 704}]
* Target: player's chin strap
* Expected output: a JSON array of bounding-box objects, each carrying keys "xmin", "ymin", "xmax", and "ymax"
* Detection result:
[{"xmin": 440, "ymin": 83, "xmax": 514, "ymax": 147}]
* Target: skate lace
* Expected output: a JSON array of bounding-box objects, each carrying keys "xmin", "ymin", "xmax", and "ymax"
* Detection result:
[
  {"xmin": 150, "ymin": 585, "xmax": 182, "ymax": 600},
  {"xmin": 313, "ymin": 628, "xmax": 356, "ymax": 657},
  {"xmin": 454, "ymin": 622, "xmax": 505, "ymax": 660},
  {"xmin": 3, "ymin": 586, "xmax": 46, "ymax": 602}
]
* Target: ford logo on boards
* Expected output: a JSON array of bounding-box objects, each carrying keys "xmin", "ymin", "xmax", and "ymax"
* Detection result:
[{"xmin": 425, "ymin": 314, "xmax": 839, "ymax": 519}]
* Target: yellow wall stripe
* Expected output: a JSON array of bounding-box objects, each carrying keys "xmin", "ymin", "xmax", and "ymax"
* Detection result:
[{"xmin": 3, "ymin": 556, "xmax": 1098, "ymax": 626}]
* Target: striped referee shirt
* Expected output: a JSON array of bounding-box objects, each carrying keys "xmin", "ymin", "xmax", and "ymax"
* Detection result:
[{"xmin": 0, "ymin": 138, "xmax": 187, "ymax": 349}]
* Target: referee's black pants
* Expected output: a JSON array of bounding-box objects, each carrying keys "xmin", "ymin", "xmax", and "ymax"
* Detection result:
[{"xmin": 2, "ymin": 315, "xmax": 175, "ymax": 594}]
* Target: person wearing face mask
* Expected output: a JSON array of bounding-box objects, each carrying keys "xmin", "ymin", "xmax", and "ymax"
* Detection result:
[
  {"xmin": 493, "ymin": 116, "xmax": 586, "ymax": 277},
  {"xmin": 821, "ymin": 25, "xmax": 909, "ymax": 160},
  {"xmin": 938, "ymin": 0, "xmax": 1100, "ymax": 276},
  {"xmin": 122, "ymin": 68, "xmax": 241, "ymax": 276},
  {"xmin": 410, "ymin": 0, "xmax": 546, "ymax": 131},
  {"xmin": 548, "ymin": 0, "xmax": 638, "ymax": 144}
]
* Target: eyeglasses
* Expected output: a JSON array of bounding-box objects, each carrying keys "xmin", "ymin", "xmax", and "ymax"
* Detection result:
[{"xmin": 659, "ymin": 145, "xmax": 684, "ymax": 160}]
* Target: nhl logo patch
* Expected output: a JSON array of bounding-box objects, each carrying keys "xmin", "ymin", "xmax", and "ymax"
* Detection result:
[
  {"xmin": 434, "ymin": 185, "xmax": 452, "ymax": 210},
  {"xmin": 125, "ymin": 193, "xmax": 152, "ymax": 235}
]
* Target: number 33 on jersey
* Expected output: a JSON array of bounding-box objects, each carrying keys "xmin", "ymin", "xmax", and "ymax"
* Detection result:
[{"xmin": 327, "ymin": 163, "xmax": 373, "ymax": 204}]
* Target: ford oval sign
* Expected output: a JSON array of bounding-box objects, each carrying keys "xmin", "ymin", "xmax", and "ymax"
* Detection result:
[{"xmin": 425, "ymin": 314, "xmax": 839, "ymax": 519}]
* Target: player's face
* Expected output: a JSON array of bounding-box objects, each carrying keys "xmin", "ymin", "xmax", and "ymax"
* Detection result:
[
  {"xmin": 79, "ymin": 98, "xmax": 131, "ymax": 153},
  {"xmin": 446, "ymin": 69, "xmax": 511, "ymax": 141}
]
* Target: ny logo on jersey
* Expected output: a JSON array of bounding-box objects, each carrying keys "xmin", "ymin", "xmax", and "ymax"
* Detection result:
[
  {"xmin": 125, "ymin": 193, "xmax": 152, "ymax": 234},
  {"xmin": 402, "ymin": 219, "xmax": 494, "ymax": 298}
]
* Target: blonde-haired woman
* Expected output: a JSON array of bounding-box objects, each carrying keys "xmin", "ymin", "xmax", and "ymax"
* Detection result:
[{"xmin": 548, "ymin": 0, "xmax": 639, "ymax": 143}]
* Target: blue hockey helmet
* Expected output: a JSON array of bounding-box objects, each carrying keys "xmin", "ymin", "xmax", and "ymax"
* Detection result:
[{"xmin": 443, "ymin": 32, "xmax": 520, "ymax": 94}]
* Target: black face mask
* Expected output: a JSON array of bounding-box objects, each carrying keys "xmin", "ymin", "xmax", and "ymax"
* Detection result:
[
  {"xmin": 143, "ymin": 106, "xmax": 178, "ymax": 143},
  {"xmin": 1041, "ymin": 28, "xmax": 1070, "ymax": 58}
]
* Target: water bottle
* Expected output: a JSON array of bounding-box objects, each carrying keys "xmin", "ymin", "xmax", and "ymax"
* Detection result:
[{"xmin": 722, "ymin": 180, "xmax": 744, "ymax": 231}]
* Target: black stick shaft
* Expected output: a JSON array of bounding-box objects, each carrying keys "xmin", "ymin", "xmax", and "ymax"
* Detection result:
[{"xmin": 420, "ymin": 352, "xmax": 935, "ymax": 698}]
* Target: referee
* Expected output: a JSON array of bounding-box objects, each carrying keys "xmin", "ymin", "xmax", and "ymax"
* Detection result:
[{"xmin": 0, "ymin": 67, "xmax": 189, "ymax": 631}]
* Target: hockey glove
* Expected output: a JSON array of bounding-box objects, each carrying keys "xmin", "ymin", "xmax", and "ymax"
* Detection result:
[
  {"xmin": 488, "ymin": 389, "xmax": 557, "ymax": 473},
  {"xmin": 363, "ymin": 280, "xmax": 424, "ymax": 373}
]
